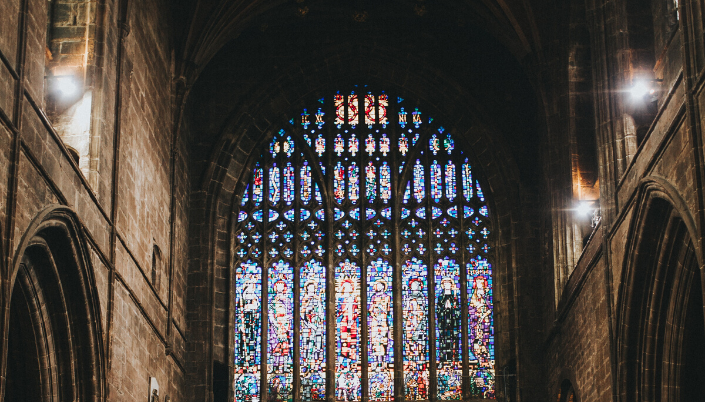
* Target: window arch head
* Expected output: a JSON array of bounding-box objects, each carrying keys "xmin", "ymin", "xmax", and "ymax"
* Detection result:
[{"xmin": 233, "ymin": 90, "xmax": 495, "ymax": 401}]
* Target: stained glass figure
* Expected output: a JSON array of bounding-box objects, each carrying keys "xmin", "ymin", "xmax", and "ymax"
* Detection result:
[
  {"xmin": 431, "ymin": 161, "xmax": 442, "ymax": 202},
  {"xmin": 379, "ymin": 94, "xmax": 389, "ymax": 126},
  {"xmin": 335, "ymin": 94, "xmax": 345, "ymax": 126},
  {"xmin": 334, "ymin": 162, "xmax": 346, "ymax": 203},
  {"xmin": 365, "ymin": 94, "xmax": 376, "ymax": 127},
  {"xmin": 270, "ymin": 164, "xmax": 281, "ymax": 204},
  {"xmin": 445, "ymin": 162, "xmax": 456, "ymax": 201},
  {"xmin": 316, "ymin": 134, "xmax": 326, "ymax": 157},
  {"xmin": 349, "ymin": 163, "xmax": 360, "ymax": 204},
  {"xmin": 336, "ymin": 260, "xmax": 362, "ymax": 401},
  {"xmin": 402, "ymin": 258, "xmax": 429, "ymax": 400},
  {"xmin": 348, "ymin": 94, "xmax": 359, "ymax": 126},
  {"xmin": 268, "ymin": 260, "xmax": 294, "ymax": 400},
  {"xmin": 413, "ymin": 160, "xmax": 425, "ymax": 202},
  {"xmin": 301, "ymin": 260, "xmax": 326, "ymax": 400},
  {"xmin": 380, "ymin": 162, "xmax": 391, "ymax": 203},
  {"xmin": 430, "ymin": 134, "xmax": 440, "ymax": 156},
  {"xmin": 462, "ymin": 162, "xmax": 473, "ymax": 202},
  {"xmin": 467, "ymin": 257, "xmax": 494, "ymax": 399},
  {"xmin": 284, "ymin": 163, "xmax": 295, "ymax": 205},
  {"xmin": 234, "ymin": 261, "xmax": 262, "ymax": 402},
  {"xmin": 349, "ymin": 134, "xmax": 359, "ymax": 156},
  {"xmin": 367, "ymin": 258, "xmax": 394, "ymax": 400},
  {"xmin": 335, "ymin": 134, "xmax": 345, "ymax": 156},
  {"xmin": 366, "ymin": 134, "xmax": 376, "ymax": 156},
  {"xmin": 236, "ymin": 92, "xmax": 495, "ymax": 401},
  {"xmin": 301, "ymin": 162, "xmax": 312, "ymax": 204},
  {"xmin": 380, "ymin": 134, "xmax": 390, "ymax": 156},
  {"xmin": 366, "ymin": 162, "xmax": 377, "ymax": 201},
  {"xmin": 253, "ymin": 165, "xmax": 263, "ymax": 206}
]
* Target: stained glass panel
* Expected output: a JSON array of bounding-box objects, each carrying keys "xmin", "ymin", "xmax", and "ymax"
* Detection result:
[
  {"xmin": 367, "ymin": 258, "xmax": 394, "ymax": 400},
  {"xmin": 301, "ymin": 260, "xmax": 327, "ymax": 400},
  {"xmin": 234, "ymin": 261, "xmax": 262, "ymax": 402},
  {"xmin": 336, "ymin": 260, "xmax": 362, "ymax": 401},
  {"xmin": 268, "ymin": 260, "xmax": 294, "ymax": 400},
  {"xmin": 402, "ymin": 258, "xmax": 429, "ymax": 400},
  {"xmin": 435, "ymin": 257, "xmax": 462, "ymax": 400}
]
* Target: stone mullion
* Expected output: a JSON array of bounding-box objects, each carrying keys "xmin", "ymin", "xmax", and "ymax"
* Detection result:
[
  {"xmin": 422, "ymin": 133, "xmax": 438, "ymax": 402},
  {"xmin": 261, "ymin": 151, "xmax": 271, "ymax": 402},
  {"xmin": 390, "ymin": 115, "xmax": 404, "ymax": 402},
  {"xmin": 293, "ymin": 147, "xmax": 301, "ymax": 402},
  {"xmin": 360, "ymin": 123, "xmax": 370, "ymax": 402},
  {"xmin": 326, "ymin": 101, "xmax": 336, "ymax": 402},
  {"xmin": 458, "ymin": 155, "xmax": 470, "ymax": 399}
]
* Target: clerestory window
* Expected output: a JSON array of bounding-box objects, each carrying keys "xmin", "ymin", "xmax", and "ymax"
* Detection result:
[{"xmin": 233, "ymin": 90, "xmax": 495, "ymax": 401}]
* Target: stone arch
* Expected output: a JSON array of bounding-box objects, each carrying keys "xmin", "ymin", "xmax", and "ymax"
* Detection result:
[
  {"xmin": 0, "ymin": 205, "xmax": 105, "ymax": 402},
  {"xmin": 616, "ymin": 177, "xmax": 705, "ymax": 401},
  {"xmin": 184, "ymin": 65, "xmax": 534, "ymax": 398}
]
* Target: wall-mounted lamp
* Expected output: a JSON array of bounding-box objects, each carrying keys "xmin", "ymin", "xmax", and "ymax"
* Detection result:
[{"xmin": 629, "ymin": 78, "xmax": 663, "ymax": 103}]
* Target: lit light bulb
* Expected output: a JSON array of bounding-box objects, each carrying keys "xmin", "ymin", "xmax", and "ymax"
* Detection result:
[
  {"xmin": 56, "ymin": 76, "xmax": 78, "ymax": 97},
  {"xmin": 630, "ymin": 81, "xmax": 650, "ymax": 100}
]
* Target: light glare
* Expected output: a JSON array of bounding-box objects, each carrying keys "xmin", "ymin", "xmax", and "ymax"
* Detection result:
[
  {"xmin": 630, "ymin": 81, "xmax": 649, "ymax": 100},
  {"xmin": 56, "ymin": 77, "xmax": 78, "ymax": 97}
]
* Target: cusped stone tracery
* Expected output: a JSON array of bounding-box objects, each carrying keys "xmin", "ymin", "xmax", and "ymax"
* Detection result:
[{"xmin": 233, "ymin": 91, "xmax": 494, "ymax": 401}]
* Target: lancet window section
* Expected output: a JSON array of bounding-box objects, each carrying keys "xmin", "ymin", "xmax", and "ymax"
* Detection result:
[{"xmin": 233, "ymin": 91, "xmax": 495, "ymax": 402}]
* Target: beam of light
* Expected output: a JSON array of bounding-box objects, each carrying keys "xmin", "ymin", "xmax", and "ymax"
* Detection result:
[
  {"xmin": 576, "ymin": 201, "xmax": 594, "ymax": 217},
  {"xmin": 55, "ymin": 76, "xmax": 78, "ymax": 97}
]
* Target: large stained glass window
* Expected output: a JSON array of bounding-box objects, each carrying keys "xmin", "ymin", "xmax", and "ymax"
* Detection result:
[{"xmin": 234, "ymin": 91, "xmax": 495, "ymax": 401}]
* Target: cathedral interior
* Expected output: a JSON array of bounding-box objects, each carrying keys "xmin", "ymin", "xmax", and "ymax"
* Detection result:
[{"xmin": 0, "ymin": 0, "xmax": 703, "ymax": 401}]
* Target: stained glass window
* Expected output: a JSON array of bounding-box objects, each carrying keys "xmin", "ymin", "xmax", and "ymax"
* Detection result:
[{"xmin": 234, "ymin": 92, "xmax": 495, "ymax": 402}]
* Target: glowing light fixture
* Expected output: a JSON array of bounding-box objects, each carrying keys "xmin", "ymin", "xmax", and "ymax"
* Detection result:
[
  {"xmin": 576, "ymin": 200, "xmax": 595, "ymax": 217},
  {"xmin": 630, "ymin": 78, "xmax": 662, "ymax": 102}
]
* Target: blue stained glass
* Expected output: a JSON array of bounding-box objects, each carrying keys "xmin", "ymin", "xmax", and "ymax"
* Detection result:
[
  {"xmin": 316, "ymin": 209, "xmax": 325, "ymax": 221},
  {"xmin": 335, "ymin": 208, "xmax": 345, "ymax": 220},
  {"xmin": 464, "ymin": 207, "xmax": 474, "ymax": 218},
  {"xmin": 467, "ymin": 257, "xmax": 495, "ymax": 398},
  {"xmin": 301, "ymin": 259, "xmax": 326, "ymax": 400},
  {"xmin": 265, "ymin": 210, "xmax": 277, "ymax": 222},
  {"xmin": 302, "ymin": 109, "xmax": 311, "ymax": 129},
  {"xmin": 304, "ymin": 133, "xmax": 312, "ymax": 147},
  {"xmin": 366, "ymin": 162, "xmax": 377, "ymax": 202},
  {"xmin": 253, "ymin": 210, "xmax": 263, "ymax": 222},
  {"xmin": 315, "ymin": 184, "xmax": 322, "ymax": 203},
  {"xmin": 335, "ymin": 134, "xmax": 345, "ymax": 156},
  {"xmin": 270, "ymin": 165, "xmax": 281, "ymax": 204},
  {"xmin": 238, "ymin": 211, "xmax": 247, "ymax": 222},
  {"xmin": 399, "ymin": 107, "xmax": 408, "ymax": 128},
  {"xmin": 413, "ymin": 161, "xmax": 425, "ymax": 202},
  {"xmin": 402, "ymin": 258, "xmax": 429, "ymax": 400},
  {"xmin": 476, "ymin": 181, "xmax": 485, "ymax": 202},
  {"xmin": 271, "ymin": 138, "xmax": 281, "ymax": 156},
  {"xmin": 432, "ymin": 207, "xmax": 443, "ymax": 219},
  {"xmin": 367, "ymin": 258, "xmax": 394, "ymax": 400},
  {"xmin": 284, "ymin": 136, "xmax": 294, "ymax": 158},
  {"xmin": 301, "ymin": 209, "xmax": 311, "ymax": 221},
  {"xmin": 416, "ymin": 208, "xmax": 426, "ymax": 219},
  {"xmin": 445, "ymin": 162, "xmax": 456, "ymax": 202},
  {"xmin": 381, "ymin": 207, "xmax": 391, "ymax": 220},
  {"xmin": 429, "ymin": 134, "xmax": 440, "ymax": 155},
  {"xmin": 301, "ymin": 162, "xmax": 312, "ymax": 204},
  {"xmin": 412, "ymin": 132, "xmax": 420, "ymax": 145},
  {"xmin": 401, "ymin": 208, "xmax": 410, "ymax": 219},
  {"xmin": 431, "ymin": 161, "xmax": 442, "ymax": 202},
  {"xmin": 234, "ymin": 261, "xmax": 262, "ymax": 402},
  {"xmin": 434, "ymin": 257, "xmax": 463, "ymax": 400},
  {"xmin": 349, "ymin": 163, "xmax": 360, "ymax": 203},
  {"xmin": 316, "ymin": 108, "xmax": 325, "ymax": 129},
  {"xmin": 268, "ymin": 260, "xmax": 294, "ymax": 398},
  {"xmin": 367, "ymin": 209, "xmax": 377, "ymax": 220},
  {"xmin": 284, "ymin": 162, "xmax": 295, "ymax": 205},
  {"xmin": 335, "ymin": 260, "xmax": 362, "ymax": 400},
  {"xmin": 380, "ymin": 163, "xmax": 391, "ymax": 203},
  {"xmin": 479, "ymin": 206, "xmax": 488, "ymax": 217},
  {"xmin": 462, "ymin": 162, "xmax": 473, "ymax": 202},
  {"xmin": 241, "ymin": 184, "xmax": 249, "ymax": 206},
  {"xmin": 334, "ymin": 162, "xmax": 345, "ymax": 203},
  {"xmin": 284, "ymin": 210, "xmax": 295, "ymax": 221},
  {"xmin": 444, "ymin": 134, "xmax": 455, "ymax": 155},
  {"xmin": 404, "ymin": 182, "xmax": 411, "ymax": 204},
  {"xmin": 350, "ymin": 208, "xmax": 360, "ymax": 220},
  {"xmin": 447, "ymin": 206, "xmax": 457, "ymax": 218}
]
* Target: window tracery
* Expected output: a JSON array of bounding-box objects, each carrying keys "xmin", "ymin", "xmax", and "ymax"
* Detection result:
[{"xmin": 234, "ymin": 91, "xmax": 495, "ymax": 401}]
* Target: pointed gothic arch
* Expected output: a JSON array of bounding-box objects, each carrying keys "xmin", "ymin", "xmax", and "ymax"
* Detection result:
[{"xmin": 1, "ymin": 205, "xmax": 105, "ymax": 402}]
